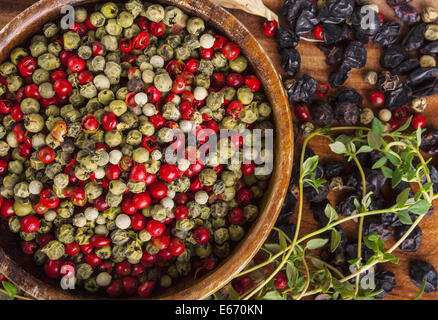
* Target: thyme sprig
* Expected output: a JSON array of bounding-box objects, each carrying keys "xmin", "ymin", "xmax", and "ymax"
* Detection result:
[{"xmin": 231, "ymin": 119, "xmax": 437, "ymax": 300}]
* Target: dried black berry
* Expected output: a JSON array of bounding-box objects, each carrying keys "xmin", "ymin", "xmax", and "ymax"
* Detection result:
[
  {"xmin": 337, "ymin": 194, "xmax": 361, "ymax": 216},
  {"xmin": 287, "ymin": 74, "xmax": 318, "ymax": 104},
  {"xmin": 401, "ymin": 22, "xmax": 426, "ymax": 52},
  {"xmin": 317, "ymin": 44, "xmax": 345, "ymax": 65},
  {"xmin": 420, "ymin": 41, "xmax": 438, "ymax": 56},
  {"xmin": 380, "ymin": 45, "xmax": 407, "ymax": 70},
  {"xmin": 374, "ymin": 271, "xmax": 396, "ymax": 299},
  {"xmin": 324, "ymin": 161, "xmax": 345, "ymax": 178},
  {"xmin": 408, "ymin": 67, "xmax": 438, "ymax": 86},
  {"xmin": 322, "ymin": 23, "xmax": 351, "ymax": 45},
  {"xmin": 331, "ymin": 88, "xmax": 363, "ymax": 106},
  {"xmin": 386, "ymin": 0, "xmax": 412, "ymax": 7},
  {"xmin": 310, "ymin": 101, "xmax": 335, "ymax": 126},
  {"xmin": 420, "ymin": 130, "xmax": 438, "ymax": 155},
  {"xmin": 409, "ymin": 260, "xmax": 438, "ymax": 293},
  {"xmin": 334, "ymin": 101, "xmax": 360, "ymax": 125},
  {"xmin": 343, "ymin": 41, "xmax": 367, "ymax": 69},
  {"xmin": 411, "ymin": 78, "xmax": 438, "ymax": 98},
  {"xmin": 310, "ymin": 199, "xmax": 331, "ymax": 227},
  {"xmin": 364, "ymin": 217, "xmax": 394, "ymax": 241},
  {"xmin": 295, "ymin": 9, "xmax": 319, "ymax": 36},
  {"xmin": 303, "ymin": 184, "xmax": 329, "ymax": 203},
  {"xmin": 374, "ymin": 21, "xmax": 402, "ymax": 46},
  {"xmin": 391, "ymin": 57, "xmax": 420, "ymax": 75},
  {"xmin": 280, "ymin": 48, "xmax": 301, "ymax": 77},
  {"xmin": 395, "ymin": 5, "xmax": 420, "ymax": 25},
  {"xmin": 346, "ymin": 242, "xmax": 374, "ymax": 262},
  {"xmin": 283, "ymin": 0, "xmax": 314, "ymax": 29},
  {"xmin": 328, "ymin": 63, "xmax": 351, "ymax": 88},
  {"xmin": 318, "ymin": 0, "xmax": 355, "ymax": 24},
  {"xmin": 385, "ymin": 83, "xmax": 412, "ymax": 110},
  {"xmin": 276, "ymin": 27, "xmax": 299, "ymax": 49},
  {"xmin": 396, "ymin": 225, "xmax": 422, "ymax": 252},
  {"xmin": 351, "ymin": 5, "xmax": 381, "ymax": 36}
]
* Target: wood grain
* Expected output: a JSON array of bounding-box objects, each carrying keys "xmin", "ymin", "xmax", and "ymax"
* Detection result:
[{"xmin": 0, "ymin": 0, "xmax": 437, "ymax": 300}]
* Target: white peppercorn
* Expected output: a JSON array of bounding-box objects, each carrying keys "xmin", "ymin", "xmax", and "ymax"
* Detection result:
[
  {"xmin": 96, "ymin": 272, "xmax": 112, "ymax": 287},
  {"xmin": 195, "ymin": 191, "xmax": 209, "ymax": 205},
  {"xmin": 115, "ymin": 214, "xmax": 131, "ymax": 229},
  {"xmin": 29, "ymin": 180, "xmax": 43, "ymax": 195},
  {"xmin": 85, "ymin": 207, "xmax": 99, "ymax": 221},
  {"xmin": 378, "ymin": 109, "xmax": 392, "ymax": 122}
]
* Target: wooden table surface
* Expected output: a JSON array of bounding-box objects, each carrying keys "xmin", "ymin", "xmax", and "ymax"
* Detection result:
[{"xmin": 0, "ymin": 0, "xmax": 437, "ymax": 300}]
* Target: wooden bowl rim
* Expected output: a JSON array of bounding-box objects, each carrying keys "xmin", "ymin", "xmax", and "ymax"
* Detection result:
[{"xmin": 0, "ymin": 0, "xmax": 293, "ymax": 300}]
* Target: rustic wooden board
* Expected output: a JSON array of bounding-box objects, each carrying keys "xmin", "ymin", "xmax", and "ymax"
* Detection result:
[{"xmin": 0, "ymin": 0, "xmax": 437, "ymax": 300}]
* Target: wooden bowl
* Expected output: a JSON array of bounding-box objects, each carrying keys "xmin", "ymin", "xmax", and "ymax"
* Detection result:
[{"xmin": 0, "ymin": 0, "xmax": 293, "ymax": 299}]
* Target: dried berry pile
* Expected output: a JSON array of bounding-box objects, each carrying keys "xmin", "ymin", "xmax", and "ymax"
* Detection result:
[
  {"xmin": 223, "ymin": 0, "xmax": 438, "ymax": 300},
  {"xmin": 0, "ymin": 1, "xmax": 274, "ymax": 298}
]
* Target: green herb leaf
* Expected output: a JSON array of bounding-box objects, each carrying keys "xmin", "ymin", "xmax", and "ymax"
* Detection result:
[
  {"xmin": 367, "ymin": 131, "xmax": 382, "ymax": 150},
  {"xmin": 330, "ymin": 229, "xmax": 341, "ymax": 253},
  {"xmin": 371, "ymin": 118, "xmax": 384, "ymax": 135},
  {"xmin": 397, "ymin": 210, "xmax": 413, "ymax": 225},
  {"xmin": 306, "ymin": 238, "xmax": 329, "ymax": 250},
  {"xmin": 302, "ymin": 155, "xmax": 319, "ymax": 177},
  {"xmin": 324, "ymin": 203, "xmax": 338, "ymax": 223},
  {"xmin": 263, "ymin": 243, "xmax": 281, "ymax": 254},
  {"xmin": 385, "ymin": 152, "xmax": 401, "ymax": 167},
  {"xmin": 310, "ymin": 257, "xmax": 324, "ymax": 269},
  {"xmin": 286, "ymin": 262, "xmax": 297, "ymax": 288},
  {"xmin": 2, "ymin": 281, "xmax": 17, "ymax": 298},
  {"xmin": 409, "ymin": 200, "xmax": 431, "ymax": 215},
  {"xmin": 279, "ymin": 232, "xmax": 287, "ymax": 250},
  {"xmin": 372, "ymin": 156, "xmax": 387, "ymax": 169},
  {"xmin": 382, "ymin": 252, "xmax": 399, "ymax": 264},
  {"xmin": 260, "ymin": 290, "xmax": 285, "ymax": 300},
  {"xmin": 414, "ymin": 277, "xmax": 427, "ymax": 300},
  {"xmin": 381, "ymin": 166, "xmax": 393, "ymax": 179},
  {"xmin": 395, "ymin": 116, "xmax": 412, "ymax": 133},
  {"xmin": 396, "ymin": 188, "xmax": 411, "ymax": 207},
  {"xmin": 391, "ymin": 168, "xmax": 403, "ymax": 188},
  {"xmin": 329, "ymin": 141, "xmax": 347, "ymax": 154},
  {"xmin": 357, "ymin": 145, "xmax": 373, "ymax": 154}
]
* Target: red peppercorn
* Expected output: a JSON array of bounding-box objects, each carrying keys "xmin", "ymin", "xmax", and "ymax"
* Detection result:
[
  {"xmin": 185, "ymin": 59, "xmax": 200, "ymax": 73},
  {"xmin": 146, "ymin": 86, "xmax": 162, "ymax": 103},
  {"xmin": 101, "ymin": 111, "xmax": 118, "ymax": 131},
  {"xmin": 106, "ymin": 164, "xmax": 120, "ymax": 180},
  {"xmin": 152, "ymin": 235, "xmax": 170, "ymax": 250},
  {"xmin": 199, "ymin": 47, "xmax": 214, "ymax": 60},
  {"xmin": 133, "ymin": 31, "xmax": 150, "ymax": 50},
  {"xmin": 168, "ymin": 238, "xmax": 185, "ymax": 256},
  {"xmin": 172, "ymin": 76, "xmax": 186, "ymax": 94},
  {"xmin": 174, "ymin": 193, "xmax": 188, "ymax": 205},
  {"xmin": 21, "ymin": 241, "xmax": 37, "ymax": 255},
  {"xmin": 18, "ymin": 143, "xmax": 32, "ymax": 158},
  {"xmin": 132, "ymin": 192, "xmax": 151, "ymax": 210},
  {"xmin": 122, "ymin": 276, "xmax": 139, "ymax": 296},
  {"xmin": 90, "ymin": 235, "xmax": 111, "ymax": 247},
  {"xmin": 10, "ymin": 104, "xmax": 23, "ymax": 121},
  {"xmin": 228, "ymin": 208, "xmax": 244, "ymax": 224},
  {"xmin": 50, "ymin": 70, "xmax": 67, "ymax": 83},
  {"xmin": 77, "ymin": 70, "xmax": 93, "ymax": 85},
  {"xmin": 173, "ymin": 205, "xmax": 189, "ymax": 220},
  {"xmin": 24, "ymin": 84, "xmax": 40, "ymax": 99},
  {"xmin": 80, "ymin": 244, "xmax": 93, "ymax": 255},
  {"xmin": 115, "ymin": 261, "xmax": 132, "ymax": 276},
  {"xmin": 369, "ymin": 91, "xmax": 385, "ymax": 107},
  {"xmin": 81, "ymin": 114, "xmax": 99, "ymax": 133},
  {"xmin": 131, "ymin": 212, "xmax": 147, "ymax": 230},
  {"xmin": 122, "ymin": 197, "xmax": 137, "ymax": 215},
  {"xmin": 60, "ymin": 261, "xmax": 76, "ymax": 279},
  {"xmin": 21, "ymin": 215, "xmax": 39, "ymax": 234},
  {"xmin": 241, "ymin": 163, "xmax": 255, "ymax": 176},
  {"xmin": 44, "ymin": 259, "xmax": 63, "ymax": 279},
  {"xmin": 38, "ymin": 146, "xmax": 55, "ymax": 164},
  {"xmin": 60, "ymin": 50, "xmax": 74, "ymax": 65},
  {"xmin": 223, "ymin": 42, "xmax": 240, "ymax": 60},
  {"xmin": 67, "ymin": 55, "xmax": 86, "ymax": 73},
  {"xmin": 226, "ymin": 73, "xmax": 244, "ymax": 88},
  {"xmin": 149, "ymin": 22, "xmax": 166, "ymax": 36},
  {"xmin": 94, "ymin": 196, "xmax": 109, "ymax": 211},
  {"xmin": 53, "ymin": 78, "xmax": 73, "ymax": 95},
  {"xmin": 316, "ymin": 83, "xmax": 330, "ymax": 97},
  {"xmin": 412, "ymin": 115, "xmax": 426, "ymax": 129},
  {"xmin": 141, "ymin": 251, "xmax": 158, "ymax": 265},
  {"xmin": 65, "ymin": 242, "xmax": 80, "ymax": 256},
  {"xmin": 245, "ymin": 75, "xmax": 261, "ymax": 91},
  {"xmin": 70, "ymin": 22, "xmax": 87, "ymax": 36},
  {"xmin": 213, "ymin": 35, "xmax": 227, "ymax": 51},
  {"xmin": 0, "ymin": 100, "xmax": 11, "ymax": 114},
  {"xmin": 144, "ymin": 173, "xmax": 156, "ymax": 186},
  {"xmin": 158, "ymin": 248, "xmax": 173, "ymax": 260},
  {"xmin": 106, "ymin": 279, "xmax": 124, "ymax": 298},
  {"xmin": 138, "ymin": 281, "xmax": 155, "ymax": 297},
  {"xmin": 0, "ymin": 199, "xmax": 14, "ymax": 217},
  {"xmin": 263, "ymin": 20, "xmax": 278, "ymax": 37},
  {"xmin": 149, "ymin": 181, "xmax": 167, "ymax": 199},
  {"xmin": 18, "ymin": 56, "xmax": 37, "ymax": 77},
  {"xmin": 132, "ymin": 263, "xmax": 146, "ymax": 277},
  {"xmin": 136, "ymin": 16, "xmax": 149, "ymax": 31},
  {"xmin": 92, "ymin": 42, "xmax": 106, "ymax": 56},
  {"xmin": 40, "ymin": 189, "xmax": 59, "ymax": 209},
  {"xmin": 193, "ymin": 227, "xmax": 210, "ymax": 244},
  {"xmin": 84, "ymin": 253, "xmax": 102, "ymax": 267},
  {"xmin": 295, "ymin": 104, "xmax": 310, "ymax": 120},
  {"xmin": 146, "ymin": 220, "xmax": 165, "ymax": 237},
  {"xmin": 130, "ymin": 163, "xmax": 147, "ymax": 182},
  {"xmin": 159, "ymin": 164, "xmax": 179, "ymax": 182},
  {"xmin": 227, "ymin": 100, "xmax": 243, "ymax": 119},
  {"xmin": 274, "ymin": 271, "xmax": 288, "ymax": 290},
  {"xmin": 313, "ymin": 25, "xmax": 324, "ymax": 40},
  {"xmin": 237, "ymin": 188, "xmax": 253, "ymax": 206}
]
